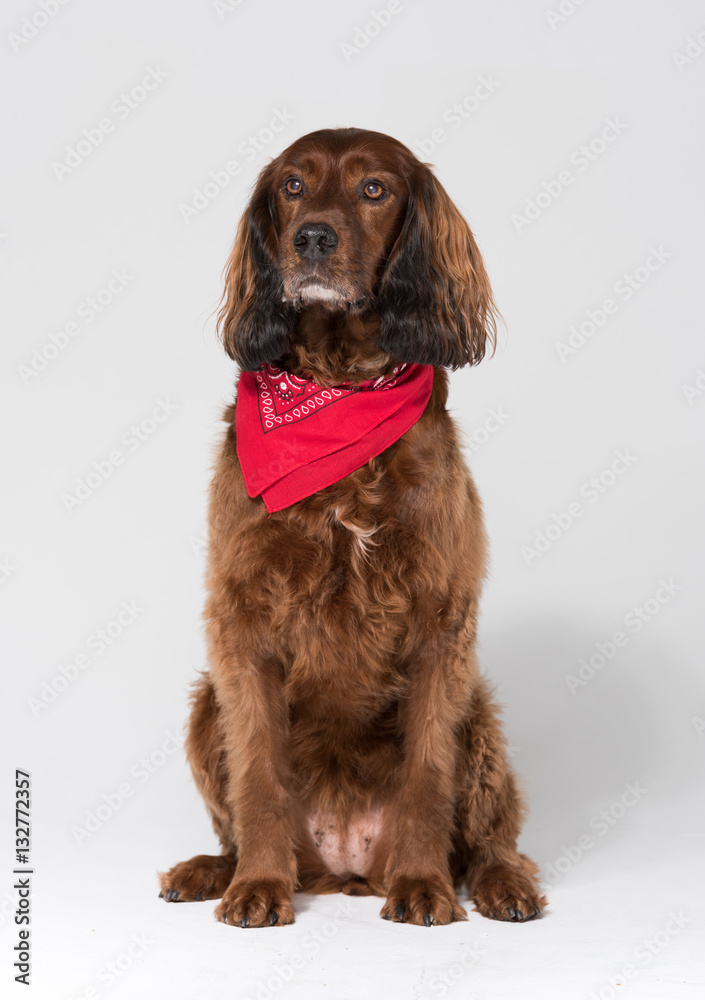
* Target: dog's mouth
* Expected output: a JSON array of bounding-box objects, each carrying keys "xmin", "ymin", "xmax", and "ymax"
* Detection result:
[{"xmin": 282, "ymin": 277, "xmax": 368, "ymax": 313}]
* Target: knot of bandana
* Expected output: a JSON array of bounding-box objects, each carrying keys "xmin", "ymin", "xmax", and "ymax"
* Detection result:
[{"xmin": 235, "ymin": 362, "xmax": 434, "ymax": 512}]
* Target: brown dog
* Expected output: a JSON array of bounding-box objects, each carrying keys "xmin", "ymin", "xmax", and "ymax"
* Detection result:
[{"xmin": 159, "ymin": 128, "xmax": 546, "ymax": 927}]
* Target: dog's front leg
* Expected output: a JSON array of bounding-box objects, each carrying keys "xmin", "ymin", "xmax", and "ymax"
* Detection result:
[
  {"xmin": 210, "ymin": 646, "xmax": 297, "ymax": 928},
  {"xmin": 381, "ymin": 636, "xmax": 473, "ymax": 926}
]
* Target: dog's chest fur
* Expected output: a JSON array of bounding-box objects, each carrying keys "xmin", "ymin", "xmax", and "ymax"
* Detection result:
[{"xmin": 264, "ymin": 478, "xmax": 423, "ymax": 720}]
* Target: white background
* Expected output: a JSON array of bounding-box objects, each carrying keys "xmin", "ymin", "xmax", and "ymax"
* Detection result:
[{"xmin": 1, "ymin": 0, "xmax": 704, "ymax": 997}]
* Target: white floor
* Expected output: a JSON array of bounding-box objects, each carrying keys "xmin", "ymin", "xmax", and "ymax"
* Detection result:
[{"xmin": 13, "ymin": 808, "xmax": 704, "ymax": 1000}]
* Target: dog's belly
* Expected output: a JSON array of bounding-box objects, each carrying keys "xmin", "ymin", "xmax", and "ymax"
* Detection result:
[{"xmin": 306, "ymin": 808, "xmax": 385, "ymax": 877}]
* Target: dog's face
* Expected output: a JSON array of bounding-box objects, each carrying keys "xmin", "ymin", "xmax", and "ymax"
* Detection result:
[
  {"xmin": 272, "ymin": 136, "xmax": 409, "ymax": 312},
  {"xmin": 218, "ymin": 128, "xmax": 497, "ymax": 375}
]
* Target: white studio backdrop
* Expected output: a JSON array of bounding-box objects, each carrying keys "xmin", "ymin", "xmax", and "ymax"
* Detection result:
[{"xmin": 1, "ymin": 0, "xmax": 704, "ymax": 997}]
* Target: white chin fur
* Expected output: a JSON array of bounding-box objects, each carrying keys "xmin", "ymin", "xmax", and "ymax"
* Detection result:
[{"xmin": 297, "ymin": 284, "xmax": 345, "ymax": 305}]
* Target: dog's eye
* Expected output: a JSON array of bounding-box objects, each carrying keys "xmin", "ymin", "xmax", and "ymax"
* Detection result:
[
  {"xmin": 363, "ymin": 180, "xmax": 385, "ymax": 200},
  {"xmin": 285, "ymin": 177, "xmax": 303, "ymax": 196}
]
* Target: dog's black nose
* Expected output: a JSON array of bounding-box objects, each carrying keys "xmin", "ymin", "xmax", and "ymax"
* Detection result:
[{"xmin": 293, "ymin": 223, "xmax": 339, "ymax": 260}]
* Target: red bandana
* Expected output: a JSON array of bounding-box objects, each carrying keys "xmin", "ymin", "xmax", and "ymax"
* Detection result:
[{"xmin": 236, "ymin": 362, "xmax": 434, "ymax": 512}]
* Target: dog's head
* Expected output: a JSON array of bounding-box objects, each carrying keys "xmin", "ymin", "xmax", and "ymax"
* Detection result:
[{"xmin": 217, "ymin": 128, "xmax": 497, "ymax": 376}]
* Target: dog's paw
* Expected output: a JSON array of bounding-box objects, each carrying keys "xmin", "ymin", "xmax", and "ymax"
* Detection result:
[
  {"xmin": 214, "ymin": 878, "xmax": 295, "ymax": 928},
  {"xmin": 380, "ymin": 876, "xmax": 467, "ymax": 926},
  {"xmin": 158, "ymin": 853, "xmax": 237, "ymax": 903},
  {"xmin": 471, "ymin": 862, "xmax": 547, "ymax": 922}
]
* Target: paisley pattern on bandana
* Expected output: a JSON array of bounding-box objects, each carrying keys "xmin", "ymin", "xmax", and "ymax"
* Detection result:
[{"xmin": 255, "ymin": 364, "xmax": 410, "ymax": 432}]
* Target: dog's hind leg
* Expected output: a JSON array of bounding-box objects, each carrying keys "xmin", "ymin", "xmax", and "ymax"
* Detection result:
[
  {"xmin": 159, "ymin": 673, "xmax": 237, "ymax": 902},
  {"xmin": 456, "ymin": 678, "xmax": 547, "ymax": 922}
]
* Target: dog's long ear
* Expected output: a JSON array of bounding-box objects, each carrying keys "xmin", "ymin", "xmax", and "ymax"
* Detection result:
[
  {"xmin": 376, "ymin": 164, "xmax": 498, "ymax": 369},
  {"xmin": 216, "ymin": 162, "xmax": 295, "ymax": 369}
]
